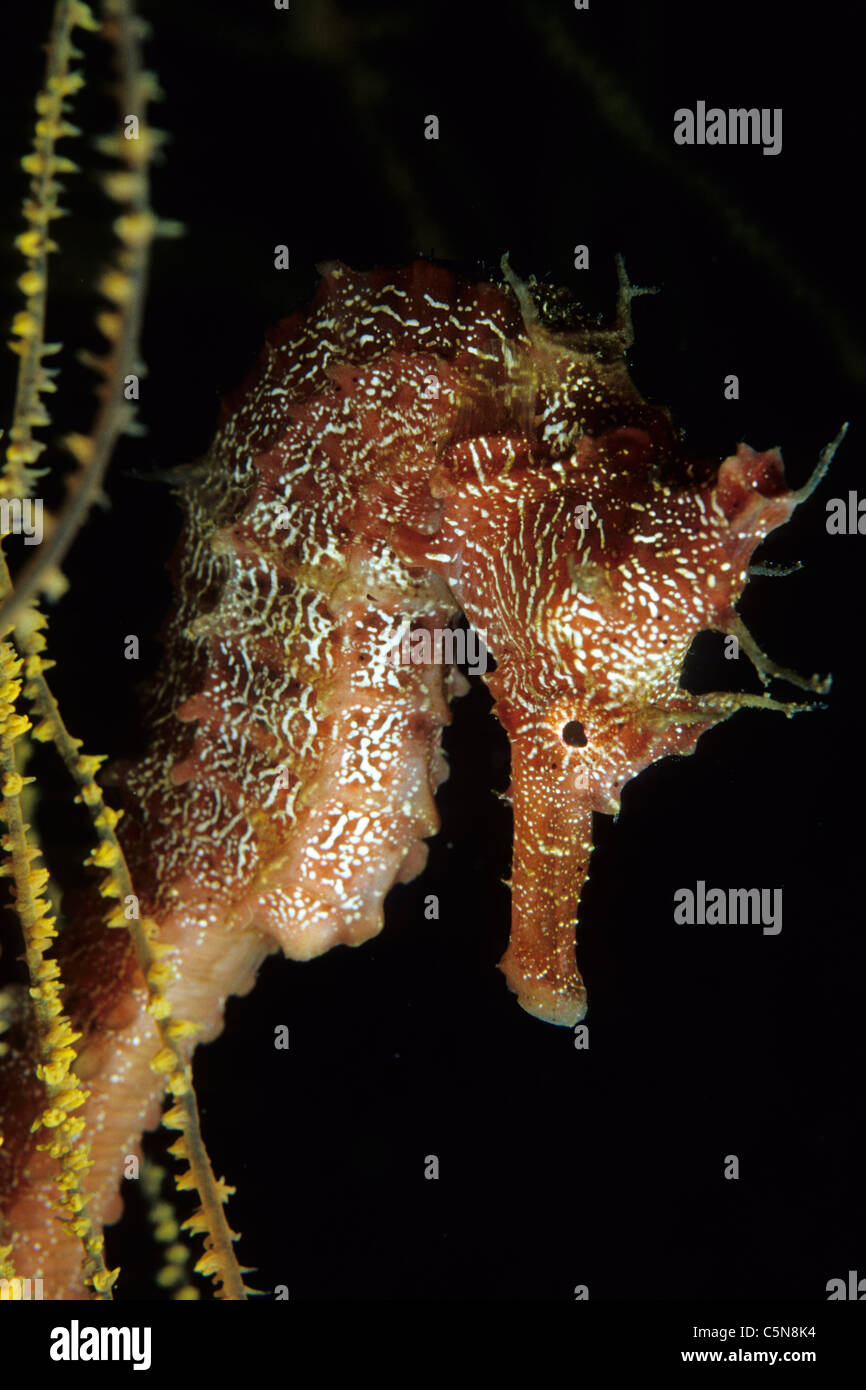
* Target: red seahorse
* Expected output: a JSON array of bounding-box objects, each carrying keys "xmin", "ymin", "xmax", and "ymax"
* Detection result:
[{"xmin": 0, "ymin": 256, "xmax": 831, "ymax": 1296}]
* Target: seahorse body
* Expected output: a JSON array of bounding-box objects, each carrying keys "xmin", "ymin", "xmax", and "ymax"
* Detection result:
[{"xmin": 0, "ymin": 258, "xmax": 823, "ymax": 1294}]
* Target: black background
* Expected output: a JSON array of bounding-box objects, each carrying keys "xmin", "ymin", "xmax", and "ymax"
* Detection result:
[{"xmin": 0, "ymin": 0, "xmax": 863, "ymax": 1303}]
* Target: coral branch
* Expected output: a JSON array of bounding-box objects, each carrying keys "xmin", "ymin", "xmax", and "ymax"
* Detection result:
[
  {"xmin": 0, "ymin": 642, "xmax": 118, "ymax": 1298},
  {"xmin": 2, "ymin": 0, "xmax": 98, "ymax": 501},
  {"xmin": 0, "ymin": 0, "xmax": 178, "ymax": 633}
]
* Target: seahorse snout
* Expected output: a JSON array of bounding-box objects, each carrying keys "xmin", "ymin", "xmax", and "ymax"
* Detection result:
[{"xmin": 498, "ymin": 733, "xmax": 592, "ymax": 1026}]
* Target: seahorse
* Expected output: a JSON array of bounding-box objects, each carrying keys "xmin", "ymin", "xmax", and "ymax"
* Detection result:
[{"xmin": 0, "ymin": 243, "xmax": 837, "ymax": 1297}]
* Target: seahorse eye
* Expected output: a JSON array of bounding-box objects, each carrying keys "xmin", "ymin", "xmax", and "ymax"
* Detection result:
[{"xmin": 561, "ymin": 720, "xmax": 587, "ymax": 747}]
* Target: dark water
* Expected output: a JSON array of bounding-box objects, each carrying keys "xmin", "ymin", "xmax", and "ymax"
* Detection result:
[{"xmin": 0, "ymin": 0, "xmax": 862, "ymax": 1307}]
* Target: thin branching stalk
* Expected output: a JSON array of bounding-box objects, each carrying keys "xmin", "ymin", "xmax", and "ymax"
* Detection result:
[
  {"xmin": 1, "ymin": 0, "xmax": 251, "ymax": 1300},
  {"xmin": 24, "ymin": 663, "xmax": 253, "ymax": 1299},
  {"xmin": 0, "ymin": 0, "xmax": 180, "ymax": 633}
]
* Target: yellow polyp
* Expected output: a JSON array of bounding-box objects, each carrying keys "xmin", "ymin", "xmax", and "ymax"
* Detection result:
[
  {"xmin": 163, "ymin": 1103, "xmax": 187, "ymax": 1130},
  {"xmin": 80, "ymin": 782, "xmax": 103, "ymax": 807},
  {"xmin": 98, "ymin": 268, "xmax": 133, "ymax": 305},
  {"xmin": 46, "ymin": 1046, "xmax": 78, "ymax": 1075},
  {"xmin": 67, "ymin": 1217, "xmax": 92, "ymax": 1239},
  {"xmin": 29, "ymin": 980, "xmax": 58, "ymax": 1002},
  {"xmin": 175, "ymin": 1171, "xmax": 196, "ymax": 1193},
  {"xmin": 58, "ymin": 1088, "xmax": 87, "ymax": 1113},
  {"xmin": 92, "ymin": 1268, "xmax": 121, "ymax": 1295},
  {"xmin": 149, "ymin": 1047, "xmax": 177, "ymax": 1074},
  {"xmin": 167, "ymin": 1071, "xmax": 189, "ymax": 1096},
  {"xmin": 2, "ymin": 714, "xmax": 32, "ymax": 741},
  {"xmin": 17, "ymin": 269, "xmax": 45, "ymax": 295},
  {"xmin": 194, "ymin": 1251, "xmax": 222, "ymax": 1277},
  {"xmin": 94, "ymin": 805, "xmax": 122, "ymax": 829},
  {"xmin": 181, "ymin": 1210, "xmax": 210, "ymax": 1235},
  {"xmin": 42, "ymin": 1139, "xmax": 70, "ymax": 1159},
  {"xmin": 113, "ymin": 210, "xmax": 157, "ymax": 247},
  {"xmin": 4, "ymin": 441, "xmax": 43, "ymax": 467},
  {"xmin": 64, "ymin": 1160, "xmax": 93, "ymax": 1183},
  {"xmin": 96, "ymin": 311, "xmax": 122, "ymax": 342},
  {"xmin": 22, "ymin": 197, "xmax": 62, "ymax": 227},
  {"xmin": 151, "ymin": 1196, "xmax": 176, "ymax": 1222},
  {"xmin": 76, "ymin": 750, "xmax": 105, "ymax": 783},
  {"xmin": 20, "ymin": 153, "xmax": 49, "ymax": 176},
  {"xmin": 95, "ymin": 135, "xmax": 125, "ymax": 160},
  {"xmin": 29, "ymin": 920, "xmax": 58, "ymax": 947},
  {"xmin": 167, "ymin": 1137, "xmax": 188, "ymax": 1160},
  {"xmin": 53, "ymin": 1073, "xmax": 84, "ymax": 1099},
  {"xmin": 11, "ymin": 311, "xmax": 38, "ymax": 340},
  {"xmin": 147, "ymin": 995, "xmax": 172, "ymax": 1020},
  {"xmin": 147, "ymin": 962, "xmax": 175, "ymax": 987},
  {"xmin": 34, "ymin": 118, "xmax": 81, "ymax": 140},
  {"xmin": 97, "ymin": 875, "xmax": 123, "ymax": 899},
  {"xmin": 62, "ymin": 432, "xmax": 94, "ymax": 464},
  {"xmin": 165, "ymin": 1019, "xmax": 200, "ymax": 1041},
  {"xmin": 71, "ymin": 1, "xmax": 100, "ymax": 31},
  {"xmin": 87, "ymin": 840, "xmax": 120, "ymax": 869},
  {"xmin": 13, "ymin": 227, "xmax": 43, "ymax": 257},
  {"xmin": 45, "ymin": 1022, "xmax": 80, "ymax": 1049},
  {"xmin": 52, "ymin": 71, "xmax": 86, "ymax": 97},
  {"xmin": 40, "ymin": 1107, "xmax": 67, "ymax": 1128},
  {"xmin": 34, "ymin": 1054, "xmax": 68, "ymax": 1086},
  {"xmin": 24, "ymin": 401, "xmax": 50, "ymax": 428},
  {"xmin": 76, "ymin": 752, "xmax": 106, "ymax": 778}
]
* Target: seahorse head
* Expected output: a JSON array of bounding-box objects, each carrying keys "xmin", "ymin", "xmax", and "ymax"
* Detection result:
[{"xmin": 404, "ymin": 306, "xmax": 833, "ymax": 1025}]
